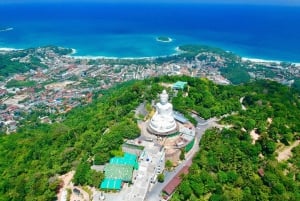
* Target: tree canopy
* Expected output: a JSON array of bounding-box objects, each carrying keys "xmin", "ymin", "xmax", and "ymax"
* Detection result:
[
  {"xmin": 0, "ymin": 76, "xmax": 299, "ymax": 200},
  {"xmin": 171, "ymin": 80, "xmax": 300, "ymax": 201}
]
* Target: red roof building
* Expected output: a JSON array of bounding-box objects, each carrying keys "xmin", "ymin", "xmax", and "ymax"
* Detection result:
[{"xmin": 163, "ymin": 160, "xmax": 192, "ymax": 196}]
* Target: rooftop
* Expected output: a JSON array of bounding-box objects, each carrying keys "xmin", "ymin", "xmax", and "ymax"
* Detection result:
[
  {"xmin": 173, "ymin": 81, "xmax": 187, "ymax": 90},
  {"xmin": 100, "ymin": 152, "xmax": 138, "ymax": 190},
  {"xmin": 104, "ymin": 164, "xmax": 133, "ymax": 182},
  {"xmin": 173, "ymin": 111, "xmax": 188, "ymax": 124},
  {"xmin": 163, "ymin": 160, "xmax": 192, "ymax": 196},
  {"xmin": 110, "ymin": 152, "xmax": 139, "ymax": 170},
  {"xmin": 100, "ymin": 178, "xmax": 122, "ymax": 190}
]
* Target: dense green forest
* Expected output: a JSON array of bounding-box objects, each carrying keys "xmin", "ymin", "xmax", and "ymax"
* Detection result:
[
  {"xmin": 5, "ymin": 79, "xmax": 37, "ymax": 88},
  {"xmin": 0, "ymin": 76, "xmax": 299, "ymax": 200},
  {"xmin": 0, "ymin": 52, "xmax": 39, "ymax": 77},
  {"xmin": 0, "ymin": 80, "xmax": 146, "ymax": 200},
  {"xmin": 171, "ymin": 80, "xmax": 300, "ymax": 201}
]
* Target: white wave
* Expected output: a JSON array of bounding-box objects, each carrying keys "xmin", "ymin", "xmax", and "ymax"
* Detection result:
[
  {"xmin": 0, "ymin": 27, "xmax": 14, "ymax": 32},
  {"xmin": 0, "ymin": 47, "xmax": 22, "ymax": 52}
]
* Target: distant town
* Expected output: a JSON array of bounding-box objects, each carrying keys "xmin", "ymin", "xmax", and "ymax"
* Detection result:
[{"xmin": 0, "ymin": 45, "xmax": 299, "ymax": 133}]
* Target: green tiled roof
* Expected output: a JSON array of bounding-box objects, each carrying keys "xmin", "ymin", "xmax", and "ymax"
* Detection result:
[
  {"xmin": 100, "ymin": 178, "xmax": 122, "ymax": 190},
  {"xmin": 173, "ymin": 81, "xmax": 187, "ymax": 89},
  {"xmin": 104, "ymin": 164, "xmax": 133, "ymax": 182},
  {"xmin": 109, "ymin": 153, "xmax": 139, "ymax": 170}
]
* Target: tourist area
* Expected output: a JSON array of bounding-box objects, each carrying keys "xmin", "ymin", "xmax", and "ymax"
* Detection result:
[
  {"xmin": 56, "ymin": 81, "xmax": 209, "ymax": 201},
  {"xmin": 94, "ymin": 84, "xmax": 196, "ymax": 201}
]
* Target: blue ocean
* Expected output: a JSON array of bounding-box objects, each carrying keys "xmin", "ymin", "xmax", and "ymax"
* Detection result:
[{"xmin": 0, "ymin": 2, "xmax": 299, "ymax": 61}]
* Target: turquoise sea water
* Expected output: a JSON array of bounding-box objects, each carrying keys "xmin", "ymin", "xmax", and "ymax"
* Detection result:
[{"xmin": 0, "ymin": 3, "xmax": 300, "ymax": 61}]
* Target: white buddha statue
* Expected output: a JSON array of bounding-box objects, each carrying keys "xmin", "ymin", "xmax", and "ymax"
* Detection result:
[{"xmin": 149, "ymin": 90, "xmax": 177, "ymax": 134}]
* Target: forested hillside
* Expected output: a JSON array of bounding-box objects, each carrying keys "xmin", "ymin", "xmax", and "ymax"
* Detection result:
[
  {"xmin": 0, "ymin": 80, "xmax": 146, "ymax": 201},
  {"xmin": 0, "ymin": 76, "xmax": 299, "ymax": 200},
  {"xmin": 171, "ymin": 80, "xmax": 300, "ymax": 201},
  {"xmin": 0, "ymin": 46, "xmax": 72, "ymax": 77}
]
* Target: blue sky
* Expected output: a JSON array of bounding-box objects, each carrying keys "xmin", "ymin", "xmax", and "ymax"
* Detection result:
[{"xmin": 1, "ymin": 0, "xmax": 299, "ymax": 5}]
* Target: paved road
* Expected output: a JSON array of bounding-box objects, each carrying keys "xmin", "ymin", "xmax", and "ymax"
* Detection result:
[{"xmin": 145, "ymin": 117, "xmax": 217, "ymax": 201}]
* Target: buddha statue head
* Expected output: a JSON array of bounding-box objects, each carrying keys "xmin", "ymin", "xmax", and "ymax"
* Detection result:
[{"xmin": 160, "ymin": 90, "xmax": 169, "ymax": 105}]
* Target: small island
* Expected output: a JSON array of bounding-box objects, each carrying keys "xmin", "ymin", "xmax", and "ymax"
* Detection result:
[{"xmin": 156, "ymin": 36, "xmax": 173, "ymax": 43}]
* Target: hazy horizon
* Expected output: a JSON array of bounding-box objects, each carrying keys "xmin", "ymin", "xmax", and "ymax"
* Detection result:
[{"xmin": 1, "ymin": 0, "xmax": 300, "ymax": 6}]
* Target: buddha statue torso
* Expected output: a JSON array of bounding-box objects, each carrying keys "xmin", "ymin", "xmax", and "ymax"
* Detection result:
[{"xmin": 149, "ymin": 90, "xmax": 177, "ymax": 133}]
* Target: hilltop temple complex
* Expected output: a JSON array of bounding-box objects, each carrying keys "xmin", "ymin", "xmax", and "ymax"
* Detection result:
[
  {"xmin": 98, "ymin": 87, "xmax": 196, "ymax": 197},
  {"xmin": 146, "ymin": 89, "xmax": 195, "ymax": 164}
]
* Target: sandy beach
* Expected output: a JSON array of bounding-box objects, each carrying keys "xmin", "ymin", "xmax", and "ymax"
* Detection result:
[
  {"xmin": 70, "ymin": 50, "xmax": 183, "ymax": 60},
  {"xmin": 70, "ymin": 55, "xmax": 154, "ymax": 60},
  {"xmin": 175, "ymin": 46, "xmax": 182, "ymax": 52},
  {"xmin": 242, "ymin": 57, "xmax": 300, "ymax": 66},
  {"xmin": 71, "ymin": 48, "xmax": 77, "ymax": 55},
  {"xmin": 69, "ymin": 47, "xmax": 176, "ymax": 60},
  {"xmin": 0, "ymin": 48, "xmax": 20, "ymax": 52},
  {"xmin": 293, "ymin": 63, "xmax": 300, "ymax": 66},
  {"xmin": 242, "ymin": 57, "xmax": 282, "ymax": 64}
]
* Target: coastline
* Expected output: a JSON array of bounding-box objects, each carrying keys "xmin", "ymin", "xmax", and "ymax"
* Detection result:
[
  {"xmin": 0, "ymin": 47, "xmax": 21, "ymax": 52},
  {"xmin": 69, "ymin": 51, "xmax": 156, "ymax": 60},
  {"xmin": 70, "ymin": 54, "xmax": 171, "ymax": 60},
  {"xmin": 1, "ymin": 45, "xmax": 299, "ymax": 67},
  {"xmin": 69, "ymin": 46, "xmax": 181, "ymax": 60},
  {"xmin": 242, "ymin": 57, "xmax": 300, "ymax": 66},
  {"xmin": 174, "ymin": 46, "xmax": 186, "ymax": 53},
  {"xmin": 242, "ymin": 57, "xmax": 282, "ymax": 64},
  {"xmin": 71, "ymin": 48, "xmax": 77, "ymax": 55},
  {"xmin": 56, "ymin": 44, "xmax": 300, "ymax": 65}
]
